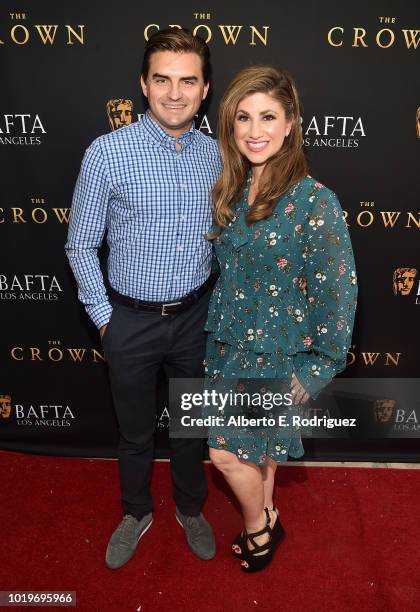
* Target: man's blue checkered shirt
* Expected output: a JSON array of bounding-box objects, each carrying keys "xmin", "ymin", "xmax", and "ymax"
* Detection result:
[{"xmin": 65, "ymin": 110, "xmax": 222, "ymax": 328}]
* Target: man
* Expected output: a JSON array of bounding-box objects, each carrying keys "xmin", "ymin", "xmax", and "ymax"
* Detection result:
[{"xmin": 65, "ymin": 29, "xmax": 221, "ymax": 569}]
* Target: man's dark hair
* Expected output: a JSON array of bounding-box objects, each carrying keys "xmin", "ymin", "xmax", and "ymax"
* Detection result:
[{"xmin": 142, "ymin": 28, "xmax": 211, "ymax": 84}]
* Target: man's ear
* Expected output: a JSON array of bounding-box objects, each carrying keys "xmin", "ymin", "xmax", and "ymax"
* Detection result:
[
  {"xmin": 140, "ymin": 74, "xmax": 148, "ymax": 98},
  {"xmin": 202, "ymin": 81, "xmax": 210, "ymax": 101}
]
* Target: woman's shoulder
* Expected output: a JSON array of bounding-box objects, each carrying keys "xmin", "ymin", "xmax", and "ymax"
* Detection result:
[{"xmin": 292, "ymin": 175, "xmax": 338, "ymax": 201}]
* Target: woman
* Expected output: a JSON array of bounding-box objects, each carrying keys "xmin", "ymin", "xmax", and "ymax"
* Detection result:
[{"xmin": 204, "ymin": 66, "xmax": 357, "ymax": 572}]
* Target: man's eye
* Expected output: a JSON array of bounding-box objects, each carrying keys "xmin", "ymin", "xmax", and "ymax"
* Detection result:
[
  {"xmin": 184, "ymin": 80, "xmax": 194, "ymax": 85},
  {"xmin": 155, "ymin": 78, "xmax": 166, "ymax": 84}
]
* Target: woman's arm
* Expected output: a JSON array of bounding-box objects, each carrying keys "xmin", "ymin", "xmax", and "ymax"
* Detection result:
[{"xmin": 292, "ymin": 185, "xmax": 358, "ymax": 398}]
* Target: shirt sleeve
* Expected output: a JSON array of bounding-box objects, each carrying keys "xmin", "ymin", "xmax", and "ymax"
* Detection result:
[
  {"xmin": 293, "ymin": 186, "xmax": 358, "ymax": 398},
  {"xmin": 65, "ymin": 139, "xmax": 113, "ymax": 329}
]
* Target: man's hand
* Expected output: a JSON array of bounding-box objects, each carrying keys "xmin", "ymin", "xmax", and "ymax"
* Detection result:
[
  {"xmin": 100, "ymin": 324, "xmax": 108, "ymax": 339},
  {"xmin": 290, "ymin": 373, "xmax": 310, "ymax": 404}
]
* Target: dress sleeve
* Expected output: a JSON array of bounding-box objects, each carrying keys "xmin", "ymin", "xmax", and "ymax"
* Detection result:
[
  {"xmin": 211, "ymin": 243, "xmax": 221, "ymax": 276},
  {"xmin": 293, "ymin": 185, "xmax": 358, "ymax": 398}
]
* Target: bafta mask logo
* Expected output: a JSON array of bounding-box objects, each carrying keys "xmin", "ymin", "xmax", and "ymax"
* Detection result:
[
  {"xmin": 106, "ymin": 98, "xmax": 133, "ymax": 131},
  {"xmin": 373, "ymin": 399, "xmax": 396, "ymax": 423},
  {"xmin": 393, "ymin": 268, "xmax": 417, "ymax": 296},
  {"xmin": 0, "ymin": 395, "xmax": 12, "ymax": 419},
  {"xmin": 417, "ymin": 107, "xmax": 420, "ymax": 139}
]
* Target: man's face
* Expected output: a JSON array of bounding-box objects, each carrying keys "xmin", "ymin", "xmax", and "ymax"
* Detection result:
[
  {"xmin": 397, "ymin": 271, "xmax": 416, "ymax": 295},
  {"xmin": 140, "ymin": 51, "xmax": 209, "ymax": 138},
  {"xmin": 111, "ymin": 103, "xmax": 132, "ymax": 129}
]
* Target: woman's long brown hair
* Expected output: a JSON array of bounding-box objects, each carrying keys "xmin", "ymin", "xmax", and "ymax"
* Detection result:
[{"xmin": 212, "ymin": 65, "xmax": 308, "ymax": 234}]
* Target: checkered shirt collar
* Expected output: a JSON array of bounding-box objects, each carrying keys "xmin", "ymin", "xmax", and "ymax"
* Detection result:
[{"xmin": 141, "ymin": 109, "xmax": 196, "ymax": 150}]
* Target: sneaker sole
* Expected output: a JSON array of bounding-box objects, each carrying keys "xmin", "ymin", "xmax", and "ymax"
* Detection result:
[
  {"xmin": 175, "ymin": 514, "xmax": 184, "ymax": 529},
  {"xmin": 137, "ymin": 516, "xmax": 153, "ymax": 543}
]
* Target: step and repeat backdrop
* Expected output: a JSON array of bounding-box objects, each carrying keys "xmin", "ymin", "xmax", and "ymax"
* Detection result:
[{"xmin": 1, "ymin": 1, "xmax": 419, "ymax": 460}]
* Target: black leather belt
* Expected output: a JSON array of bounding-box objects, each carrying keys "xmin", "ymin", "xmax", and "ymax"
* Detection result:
[{"xmin": 109, "ymin": 274, "xmax": 217, "ymax": 316}]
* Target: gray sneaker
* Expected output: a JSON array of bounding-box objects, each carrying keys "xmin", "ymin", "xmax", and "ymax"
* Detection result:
[
  {"xmin": 105, "ymin": 513, "xmax": 153, "ymax": 569},
  {"xmin": 175, "ymin": 507, "xmax": 216, "ymax": 560}
]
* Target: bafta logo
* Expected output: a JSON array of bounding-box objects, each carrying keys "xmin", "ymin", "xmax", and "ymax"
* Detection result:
[
  {"xmin": 393, "ymin": 268, "xmax": 417, "ymax": 295},
  {"xmin": 417, "ymin": 107, "xmax": 420, "ymax": 139},
  {"xmin": 0, "ymin": 395, "xmax": 12, "ymax": 419},
  {"xmin": 373, "ymin": 399, "xmax": 396, "ymax": 423},
  {"xmin": 106, "ymin": 98, "xmax": 133, "ymax": 131}
]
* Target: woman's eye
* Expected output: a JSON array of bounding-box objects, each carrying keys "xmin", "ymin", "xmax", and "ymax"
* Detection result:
[
  {"xmin": 263, "ymin": 115, "xmax": 275, "ymax": 121},
  {"xmin": 237, "ymin": 115, "xmax": 249, "ymax": 121}
]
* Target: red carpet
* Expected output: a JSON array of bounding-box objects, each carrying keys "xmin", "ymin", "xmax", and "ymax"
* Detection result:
[{"xmin": 1, "ymin": 451, "xmax": 419, "ymax": 612}]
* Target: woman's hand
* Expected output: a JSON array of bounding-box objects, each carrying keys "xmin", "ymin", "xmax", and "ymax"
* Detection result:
[{"xmin": 290, "ymin": 373, "xmax": 310, "ymax": 404}]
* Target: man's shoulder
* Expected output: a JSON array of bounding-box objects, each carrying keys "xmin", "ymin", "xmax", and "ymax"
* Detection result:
[
  {"xmin": 92, "ymin": 121, "xmax": 143, "ymax": 149},
  {"xmin": 193, "ymin": 130, "xmax": 220, "ymax": 155}
]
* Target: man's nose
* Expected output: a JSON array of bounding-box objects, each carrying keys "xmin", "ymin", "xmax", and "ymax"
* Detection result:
[{"xmin": 168, "ymin": 83, "xmax": 182, "ymax": 100}]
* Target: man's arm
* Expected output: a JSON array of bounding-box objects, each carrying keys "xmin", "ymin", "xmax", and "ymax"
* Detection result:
[{"xmin": 65, "ymin": 139, "xmax": 113, "ymax": 330}]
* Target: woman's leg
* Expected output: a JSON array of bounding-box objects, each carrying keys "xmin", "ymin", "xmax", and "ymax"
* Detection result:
[
  {"xmin": 261, "ymin": 457, "xmax": 278, "ymax": 509},
  {"xmin": 209, "ymin": 447, "xmax": 278, "ymax": 557},
  {"xmin": 210, "ymin": 447, "xmax": 266, "ymax": 532}
]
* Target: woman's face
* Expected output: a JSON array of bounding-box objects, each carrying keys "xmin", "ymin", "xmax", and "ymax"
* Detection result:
[{"xmin": 233, "ymin": 92, "xmax": 293, "ymax": 168}]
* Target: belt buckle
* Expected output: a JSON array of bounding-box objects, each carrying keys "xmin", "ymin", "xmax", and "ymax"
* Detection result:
[{"xmin": 161, "ymin": 301, "xmax": 182, "ymax": 316}]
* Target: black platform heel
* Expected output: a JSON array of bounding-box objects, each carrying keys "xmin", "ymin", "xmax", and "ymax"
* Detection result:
[
  {"xmin": 231, "ymin": 507, "xmax": 285, "ymax": 559},
  {"xmin": 240, "ymin": 508, "xmax": 285, "ymax": 573},
  {"xmin": 268, "ymin": 507, "xmax": 286, "ymax": 544},
  {"xmin": 231, "ymin": 530, "xmax": 247, "ymax": 558},
  {"xmin": 231, "ymin": 507, "xmax": 269, "ymax": 559}
]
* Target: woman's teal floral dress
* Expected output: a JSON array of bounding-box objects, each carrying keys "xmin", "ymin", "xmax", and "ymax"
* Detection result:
[{"xmin": 204, "ymin": 175, "xmax": 357, "ymax": 465}]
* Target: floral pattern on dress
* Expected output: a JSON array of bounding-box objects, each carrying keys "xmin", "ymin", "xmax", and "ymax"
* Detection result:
[
  {"xmin": 205, "ymin": 339, "xmax": 305, "ymax": 465},
  {"xmin": 205, "ymin": 175, "xmax": 358, "ymax": 399}
]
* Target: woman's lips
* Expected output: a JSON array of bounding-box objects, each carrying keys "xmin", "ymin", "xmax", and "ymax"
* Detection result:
[{"xmin": 246, "ymin": 141, "xmax": 269, "ymax": 152}]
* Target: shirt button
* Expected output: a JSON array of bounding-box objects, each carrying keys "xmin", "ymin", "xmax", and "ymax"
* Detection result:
[
  {"xmin": 177, "ymin": 245, "xmax": 184, "ymax": 251},
  {"xmin": 180, "ymin": 183, "xmax": 187, "ymax": 189},
  {"xmin": 174, "ymin": 275, "xmax": 180, "ymax": 281},
  {"xmin": 180, "ymin": 215, "xmax": 186, "ymax": 221}
]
